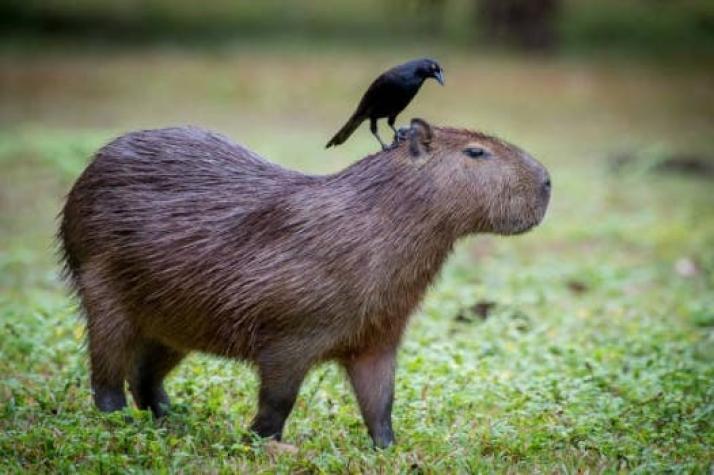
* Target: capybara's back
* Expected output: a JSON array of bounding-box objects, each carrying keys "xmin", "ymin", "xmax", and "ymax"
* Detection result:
[{"xmin": 59, "ymin": 121, "xmax": 550, "ymax": 447}]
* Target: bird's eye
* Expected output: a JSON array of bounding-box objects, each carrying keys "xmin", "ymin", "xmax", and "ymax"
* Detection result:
[{"xmin": 463, "ymin": 147, "xmax": 487, "ymax": 159}]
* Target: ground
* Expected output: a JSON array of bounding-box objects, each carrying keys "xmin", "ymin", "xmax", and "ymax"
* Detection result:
[{"xmin": 0, "ymin": 47, "xmax": 713, "ymax": 473}]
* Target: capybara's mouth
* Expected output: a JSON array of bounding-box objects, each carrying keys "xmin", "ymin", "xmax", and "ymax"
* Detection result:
[{"xmin": 491, "ymin": 201, "xmax": 549, "ymax": 236}]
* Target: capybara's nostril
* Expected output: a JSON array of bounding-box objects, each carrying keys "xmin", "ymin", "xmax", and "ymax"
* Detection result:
[{"xmin": 543, "ymin": 176, "xmax": 551, "ymax": 194}]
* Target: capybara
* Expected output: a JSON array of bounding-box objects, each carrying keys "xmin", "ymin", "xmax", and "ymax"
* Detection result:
[{"xmin": 58, "ymin": 118, "xmax": 550, "ymax": 448}]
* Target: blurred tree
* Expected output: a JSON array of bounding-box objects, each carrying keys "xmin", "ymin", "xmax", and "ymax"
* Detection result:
[
  {"xmin": 416, "ymin": 0, "xmax": 448, "ymax": 35},
  {"xmin": 387, "ymin": 0, "xmax": 448, "ymax": 35},
  {"xmin": 476, "ymin": 0, "xmax": 560, "ymax": 50}
]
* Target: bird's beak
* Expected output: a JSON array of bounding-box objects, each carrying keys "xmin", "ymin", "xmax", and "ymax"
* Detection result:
[{"xmin": 434, "ymin": 70, "xmax": 445, "ymax": 86}]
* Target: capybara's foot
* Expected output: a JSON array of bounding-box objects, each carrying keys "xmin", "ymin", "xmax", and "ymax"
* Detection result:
[
  {"xmin": 372, "ymin": 427, "xmax": 395, "ymax": 449},
  {"xmin": 93, "ymin": 385, "xmax": 127, "ymax": 412},
  {"xmin": 250, "ymin": 415, "xmax": 285, "ymax": 441},
  {"xmin": 128, "ymin": 340, "xmax": 184, "ymax": 417},
  {"xmin": 130, "ymin": 383, "xmax": 170, "ymax": 418}
]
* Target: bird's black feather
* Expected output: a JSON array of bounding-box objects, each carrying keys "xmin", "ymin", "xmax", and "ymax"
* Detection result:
[{"xmin": 326, "ymin": 58, "xmax": 444, "ymax": 150}]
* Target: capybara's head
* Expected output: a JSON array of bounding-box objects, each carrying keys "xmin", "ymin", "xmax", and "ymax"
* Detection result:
[{"xmin": 398, "ymin": 118, "xmax": 551, "ymax": 236}]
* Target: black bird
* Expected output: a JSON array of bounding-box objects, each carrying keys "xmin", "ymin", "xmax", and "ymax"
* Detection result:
[{"xmin": 326, "ymin": 58, "xmax": 444, "ymax": 150}]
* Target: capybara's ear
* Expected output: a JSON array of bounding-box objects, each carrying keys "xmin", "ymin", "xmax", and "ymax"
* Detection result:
[{"xmin": 409, "ymin": 118, "xmax": 433, "ymax": 157}]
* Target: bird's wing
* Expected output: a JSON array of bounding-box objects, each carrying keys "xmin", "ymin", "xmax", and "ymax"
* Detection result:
[
  {"xmin": 355, "ymin": 72, "xmax": 404, "ymax": 115},
  {"xmin": 326, "ymin": 70, "xmax": 409, "ymax": 148}
]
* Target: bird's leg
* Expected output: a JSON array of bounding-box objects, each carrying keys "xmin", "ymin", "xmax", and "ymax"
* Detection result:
[
  {"xmin": 370, "ymin": 118, "xmax": 388, "ymax": 151},
  {"xmin": 388, "ymin": 116, "xmax": 398, "ymax": 136},
  {"xmin": 387, "ymin": 116, "xmax": 400, "ymax": 148}
]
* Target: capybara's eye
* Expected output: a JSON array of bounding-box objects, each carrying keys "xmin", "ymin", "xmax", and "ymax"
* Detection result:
[{"xmin": 463, "ymin": 147, "xmax": 487, "ymax": 159}]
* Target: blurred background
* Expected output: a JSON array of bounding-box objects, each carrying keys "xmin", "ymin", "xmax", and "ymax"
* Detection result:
[
  {"xmin": 2, "ymin": 0, "xmax": 712, "ymax": 292},
  {"xmin": 1, "ymin": 1, "xmax": 713, "ymax": 471}
]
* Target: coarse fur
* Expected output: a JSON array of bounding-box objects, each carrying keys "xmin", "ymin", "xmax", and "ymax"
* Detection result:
[{"xmin": 58, "ymin": 119, "xmax": 550, "ymax": 448}]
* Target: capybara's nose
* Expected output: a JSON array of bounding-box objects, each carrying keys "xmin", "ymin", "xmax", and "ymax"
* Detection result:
[{"xmin": 539, "ymin": 171, "xmax": 551, "ymax": 203}]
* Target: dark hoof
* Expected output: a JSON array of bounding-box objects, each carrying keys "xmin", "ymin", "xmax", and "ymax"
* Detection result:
[
  {"xmin": 93, "ymin": 386, "xmax": 127, "ymax": 412},
  {"xmin": 148, "ymin": 387, "xmax": 171, "ymax": 418},
  {"xmin": 249, "ymin": 421, "xmax": 283, "ymax": 442},
  {"xmin": 148, "ymin": 398, "xmax": 170, "ymax": 418},
  {"xmin": 371, "ymin": 427, "xmax": 395, "ymax": 449},
  {"xmin": 130, "ymin": 384, "xmax": 171, "ymax": 418}
]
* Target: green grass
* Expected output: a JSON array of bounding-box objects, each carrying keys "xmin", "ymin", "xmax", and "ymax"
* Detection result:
[{"xmin": 1, "ymin": 48, "xmax": 713, "ymax": 472}]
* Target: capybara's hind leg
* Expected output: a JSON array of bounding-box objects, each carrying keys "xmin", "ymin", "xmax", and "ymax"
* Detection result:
[
  {"xmin": 92, "ymin": 382, "xmax": 126, "ymax": 412},
  {"xmin": 87, "ymin": 317, "xmax": 134, "ymax": 412},
  {"xmin": 250, "ymin": 360, "xmax": 309, "ymax": 441},
  {"xmin": 129, "ymin": 340, "xmax": 185, "ymax": 417},
  {"xmin": 80, "ymin": 266, "xmax": 136, "ymax": 413}
]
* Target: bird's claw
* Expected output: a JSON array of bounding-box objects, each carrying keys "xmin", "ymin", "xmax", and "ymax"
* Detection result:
[
  {"xmin": 395, "ymin": 127, "xmax": 411, "ymax": 144},
  {"xmin": 383, "ymin": 141, "xmax": 400, "ymax": 151},
  {"xmin": 385, "ymin": 127, "xmax": 410, "ymax": 149}
]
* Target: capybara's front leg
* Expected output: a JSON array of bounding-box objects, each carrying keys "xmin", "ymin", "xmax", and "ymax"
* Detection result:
[
  {"xmin": 250, "ymin": 362, "xmax": 308, "ymax": 441},
  {"xmin": 344, "ymin": 347, "xmax": 396, "ymax": 449}
]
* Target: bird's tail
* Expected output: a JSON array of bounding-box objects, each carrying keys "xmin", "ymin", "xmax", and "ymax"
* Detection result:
[{"xmin": 326, "ymin": 114, "xmax": 361, "ymax": 148}]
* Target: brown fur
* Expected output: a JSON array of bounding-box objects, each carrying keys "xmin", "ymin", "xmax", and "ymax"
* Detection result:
[{"xmin": 58, "ymin": 119, "xmax": 550, "ymax": 447}]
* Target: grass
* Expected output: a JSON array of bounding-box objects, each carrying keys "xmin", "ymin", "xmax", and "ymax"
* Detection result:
[{"xmin": 1, "ymin": 46, "xmax": 713, "ymax": 473}]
